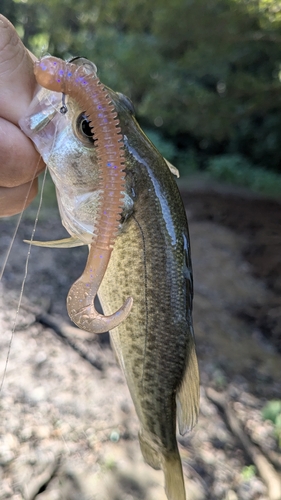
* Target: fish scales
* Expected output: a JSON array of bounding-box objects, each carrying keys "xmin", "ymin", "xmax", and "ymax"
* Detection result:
[
  {"xmin": 19, "ymin": 56, "xmax": 200, "ymax": 500},
  {"xmin": 99, "ymin": 140, "xmax": 195, "ymax": 455}
]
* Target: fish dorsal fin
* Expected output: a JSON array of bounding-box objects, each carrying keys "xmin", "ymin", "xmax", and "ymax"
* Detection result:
[
  {"xmin": 176, "ymin": 335, "xmax": 200, "ymax": 435},
  {"xmin": 164, "ymin": 158, "xmax": 180, "ymax": 178},
  {"xmin": 23, "ymin": 236, "xmax": 86, "ymax": 248}
]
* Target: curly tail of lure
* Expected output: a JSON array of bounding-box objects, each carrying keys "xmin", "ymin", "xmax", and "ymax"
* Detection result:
[{"xmin": 34, "ymin": 56, "xmax": 133, "ymax": 333}]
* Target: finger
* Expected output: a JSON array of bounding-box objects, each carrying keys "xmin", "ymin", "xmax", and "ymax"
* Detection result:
[
  {"xmin": 0, "ymin": 15, "xmax": 37, "ymax": 124},
  {"xmin": 0, "ymin": 117, "xmax": 44, "ymax": 187},
  {"xmin": 0, "ymin": 179, "xmax": 38, "ymax": 217}
]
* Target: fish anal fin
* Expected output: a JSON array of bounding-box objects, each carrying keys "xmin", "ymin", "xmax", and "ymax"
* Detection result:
[
  {"xmin": 138, "ymin": 430, "xmax": 161, "ymax": 470},
  {"xmin": 176, "ymin": 339, "xmax": 200, "ymax": 435},
  {"xmin": 139, "ymin": 431, "xmax": 186, "ymax": 500}
]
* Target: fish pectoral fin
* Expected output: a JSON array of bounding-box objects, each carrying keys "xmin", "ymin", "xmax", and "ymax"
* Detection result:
[
  {"xmin": 138, "ymin": 430, "xmax": 161, "ymax": 470},
  {"xmin": 164, "ymin": 158, "xmax": 180, "ymax": 178},
  {"xmin": 23, "ymin": 236, "xmax": 86, "ymax": 248},
  {"xmin": 176, "ymin": 335, "xmax": 200, "ymax": 435}
]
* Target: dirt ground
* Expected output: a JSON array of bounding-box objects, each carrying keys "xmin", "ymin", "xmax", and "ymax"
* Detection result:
[{"xmin": 0, "ymin": 179, "xmax": 281, "ymax": 500}]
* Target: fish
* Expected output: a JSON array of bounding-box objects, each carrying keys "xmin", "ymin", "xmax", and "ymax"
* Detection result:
[{"xmin": 19, "ymin": 56, "xmax": 200, "ymax": 500}]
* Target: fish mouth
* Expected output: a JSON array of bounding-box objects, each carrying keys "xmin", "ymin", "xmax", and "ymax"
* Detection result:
[{"xmin": 19, "ymin": 87, "xmax": 64, "ymax": 163}]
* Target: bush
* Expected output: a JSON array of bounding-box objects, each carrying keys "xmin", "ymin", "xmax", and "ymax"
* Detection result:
[
  {"xmin": 262, "ymin": 400, "xmax": 281, "ymax": 448},
  {"xmin": 206, "ymin": 154, "xmax": 281, "ymax": 198},
  {"xmin": 142, "ymin": 128, "xmax": 177, "ymax": 161},
  {"xmin": 143, "ymin": 128, "xmax": 200, "ymax": 176}
]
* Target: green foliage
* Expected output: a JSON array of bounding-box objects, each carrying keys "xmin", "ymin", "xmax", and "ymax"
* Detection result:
[
  {"xmin": 241, "ymin": 464, "xmax": 256, "ymax": 481},
  {"xmin": 2, "ymin": 0, "xmax": 281, "ymax": 175},
  {"xmin": 206, "ymin": 154, "xmax": 281, "ymax": 197},
  {"xmin": 142, "ymin": 128, "xmax": 201, "ymax": 176},
  {"xmin": 262, "ymin": 400, "xmax": 281, "ymax": 447},
  {"xmin": 176, "ymin": 149, "xmax": 200, "ymax": 176},
  {"xmin": 142, "ymin": 128, "xmax": 177, "ymax": 161},
  {"xmin": 262, "ymin": 400, "xmax": 281, "ymax": 422}
]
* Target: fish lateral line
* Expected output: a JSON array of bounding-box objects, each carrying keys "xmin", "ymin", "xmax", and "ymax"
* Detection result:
[{"xmin": 34, "ymin": 55, "xmax": 132, "ymax": 333}]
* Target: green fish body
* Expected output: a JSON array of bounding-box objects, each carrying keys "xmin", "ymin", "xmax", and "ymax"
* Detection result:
[{"xmin": 20, "ymin": 64, "xmax": 199, "ymax": 500}]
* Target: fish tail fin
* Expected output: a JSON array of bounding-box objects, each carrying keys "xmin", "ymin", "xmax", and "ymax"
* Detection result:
[
  {"xmin": 162, "ymin": 451, "xmax": 186, "ymax": 500},
  {"xmin": 139, "ymin": 431, "xmax": 186, "ymax": 500}
]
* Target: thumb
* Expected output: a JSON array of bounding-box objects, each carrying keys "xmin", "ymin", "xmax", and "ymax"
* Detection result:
[{"xmin": 0, "ymin": 15, "xmax": 37, "ymax": 124}]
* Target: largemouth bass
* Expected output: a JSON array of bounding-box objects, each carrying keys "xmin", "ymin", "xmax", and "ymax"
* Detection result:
[{"xmin": 19, "ymin": 56, "xmax": 199, "ymax": 500}]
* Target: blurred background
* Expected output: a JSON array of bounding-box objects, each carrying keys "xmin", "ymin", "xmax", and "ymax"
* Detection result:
[
  {"xmin": 1, "ymin": 1, "xmax": 281, "ymax": 499},
  {"xmin": 2, "ymin": 0, "xmax": 281, "ymax": 196}
]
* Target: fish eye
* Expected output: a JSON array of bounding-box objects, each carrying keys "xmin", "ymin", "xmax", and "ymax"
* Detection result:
[
  {"xmin": 75, "ymin": 113, "xmax": 96, "ymax": 145},
  {"xmin": 116, "ymin": 93, "xmax": 136, "ymax": 116}
]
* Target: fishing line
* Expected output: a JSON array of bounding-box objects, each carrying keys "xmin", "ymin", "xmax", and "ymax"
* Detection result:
[
  {"xmin": 0, "ymin": 83, "xmax": 61, "ymax": 283},
  {"xmin": 0, "ymin": 165, "xmax": 47, "ymax": 392},
  {"xmin": 0, "ymin": 169, "xmax": 39, "ymax": 283},
  {"xmin": 0, "ymin": 110, "xmax": 60, "ymax": 392},
  {"xmin": 0, "ymin": 155, "xmax": 41, "ymax": 391}
]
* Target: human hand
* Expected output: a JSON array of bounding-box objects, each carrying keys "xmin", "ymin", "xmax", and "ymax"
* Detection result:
[{"xmin": 0, "ymin": 15, "xmax": 45, "ymax": 217}]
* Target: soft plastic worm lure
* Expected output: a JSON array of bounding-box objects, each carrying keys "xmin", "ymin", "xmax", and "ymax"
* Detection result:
[{"xmin": 34, "ymin": 56, "xmax": 133, "ymax": 333}]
